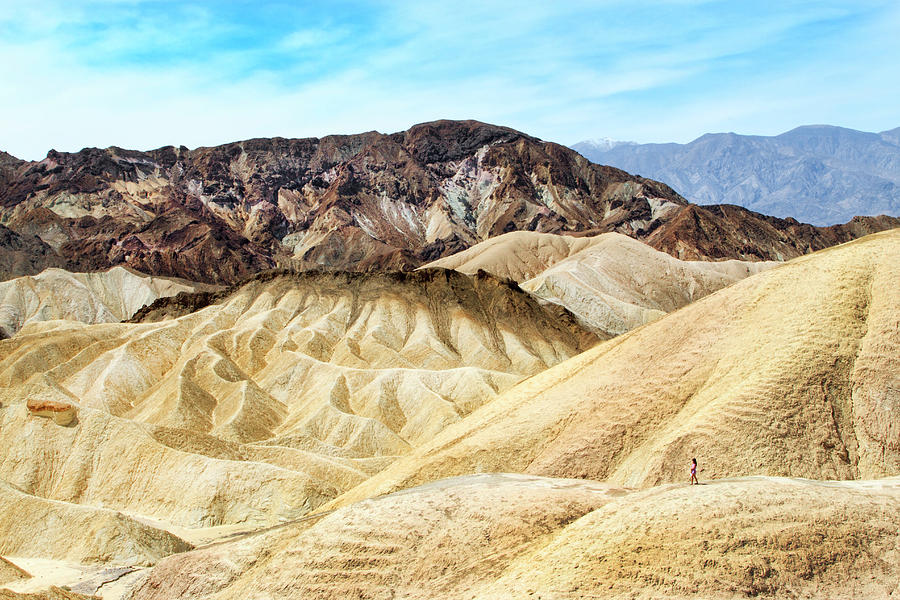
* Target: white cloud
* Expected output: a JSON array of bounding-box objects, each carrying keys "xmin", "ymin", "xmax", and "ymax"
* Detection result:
[
  {"xmin": 280, "ymin": 28, "xmax": 350, "ymax": 50},
  {"xmin": 0, "ymin": 1, "xmax": 897, "ymax": 159}
]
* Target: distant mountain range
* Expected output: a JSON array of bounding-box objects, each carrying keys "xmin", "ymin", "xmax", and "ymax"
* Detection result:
[{"xmin": 573, "ymin": 125, "xmax": 900, "ymax": 225}]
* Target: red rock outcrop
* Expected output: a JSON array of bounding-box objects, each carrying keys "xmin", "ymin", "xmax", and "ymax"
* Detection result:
[{"xmin": 26, "ymin": 399, "xmax": 77, "ymax": 426}]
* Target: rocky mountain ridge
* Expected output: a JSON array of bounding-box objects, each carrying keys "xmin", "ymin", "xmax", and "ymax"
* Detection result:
[{"xmin": 3, "ymin": 120, "xmax": 897, "ymax": 284}]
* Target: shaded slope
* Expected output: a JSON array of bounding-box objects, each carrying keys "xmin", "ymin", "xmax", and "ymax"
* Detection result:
[
  {"xmin": 334, "ymin": 228, "xmax": 900, "ymax": 505},
  {"xmin": 0, "ymin": 269, "xmax": 594, "ymax": 531},
  {"xmin": 0, "ymin": 225, "xmax": 66, "ymax": 284},
  {"xmin": 0, "ymin": 266, "xmax": 217, "ymax": 337}
]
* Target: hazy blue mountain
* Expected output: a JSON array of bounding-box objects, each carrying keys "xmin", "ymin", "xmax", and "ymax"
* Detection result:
[{"xmin": 572, "ymin": 125, "xmax": 900, "ymax": 225}]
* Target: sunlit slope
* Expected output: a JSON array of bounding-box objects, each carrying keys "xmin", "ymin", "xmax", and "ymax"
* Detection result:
[
  {"xmin": 0, "ymin": 269, "xmax": 594, "ymax": 531},
  {"xmin": 126, "ymin": 474, "xmax": 628, "ymax": 600},
  {"xmin": 127, "ymin": 475, "xmax": 900, "ymax": 600},
  {"xmin": 0, "ymin": 266, "xmax": 215, "ymax": 337},
  {"xmin": 479, "ymin": 477, "xmax": 900, "ymax": 600},
  {"xmin": 422, "ymin": 230, "xmax": 605, "ymax": 281},
  {"xmin": 336, "ymin": 229, "xmax": 900, "ymax": 504},
  {"xmin": 425, "ymin": 231, "xmax": 775, "ymax": 336},
  {"xmin": 0, "ymin": 480, "xmax": 191, "ymax": 565}
]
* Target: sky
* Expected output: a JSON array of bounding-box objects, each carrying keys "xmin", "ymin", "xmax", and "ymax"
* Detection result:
[{"xmin": 1, "ymin": 0, "xmax": 898, "ymax": 160}]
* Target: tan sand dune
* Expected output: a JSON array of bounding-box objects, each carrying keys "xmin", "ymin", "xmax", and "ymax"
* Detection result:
[
  {"xmin": 335, "ymin": 228, "xmax": 900, "ymax": 505},
  {"xmin": 0, "ymin": 266, "xmax": 216, "ymax": 338},
  {"xmin": 126, "ymin": 475, "xmax": 900, "ymax": 600},
  {"xmin": 424, "ymin": 231, "xmax": 775, "ymax": 336},
  {"xmin": 0, "ymin": 269, "xmax": 593, "ymax": 534}
]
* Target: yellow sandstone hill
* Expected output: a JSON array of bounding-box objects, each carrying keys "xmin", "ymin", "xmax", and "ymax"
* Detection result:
[
  {"xmin": 119, "ymin": 228, "xmax": 900, "ymax": 600},
  {"xmin": 422, "ymin": 230, "xmax": 607, "ymax": 282},
  {"xmin": 336, "ymin": 227, "xmax": 900, "ymax": 505},
  {"xmin": 4, "ymin": 230, "xmax": 900, "ymax": 599},
  {"xmin": 125, "ymin": 475, "xmax": 900, "ymax": 600},
  {"xmin": 424, "ymin": 231, "xmax": 775, "ymax": 336},
  {"xmin": 0, "ymin": 266, "xmax": 216, "ymax": 338},
  {"xmin": 477, "ymin": 476, "xmax": 900, "ymax": 599},
  {"xmin": 0, "ymin": 269, "xmax": 593, "ymax": 546},
  {"xmin": 125, "ymin": 474, "xmax": 629, "ymax": 600}
]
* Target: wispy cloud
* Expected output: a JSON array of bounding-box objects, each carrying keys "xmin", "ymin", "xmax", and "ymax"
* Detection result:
[{"xmin": 0, "ymin": 0, "xmax": 897, "ymax": 159}]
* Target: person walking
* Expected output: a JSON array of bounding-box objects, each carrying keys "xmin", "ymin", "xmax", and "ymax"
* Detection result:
[{"xmin": 690, "ymin": 458, "xmax": 699, "ymax": 485}]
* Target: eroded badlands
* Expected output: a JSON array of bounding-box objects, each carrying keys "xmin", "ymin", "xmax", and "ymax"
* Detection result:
[{"xmin": 1, "ymin": 230, "xmax": 898, "ymax": 599}]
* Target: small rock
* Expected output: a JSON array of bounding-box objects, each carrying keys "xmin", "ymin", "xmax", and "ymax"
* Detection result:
[{"xmin": 26, "ymin": 399, "xmax": 78, "ymax": 426}]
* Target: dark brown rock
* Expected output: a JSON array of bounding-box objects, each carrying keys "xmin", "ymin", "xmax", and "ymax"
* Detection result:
[
  {"xmin": 646, "ymin": 204, "xmax": 900, "ymax": 261},
  {"xmin": 0, "ymin": 223, "xmax": 67, "ymax": 276}
]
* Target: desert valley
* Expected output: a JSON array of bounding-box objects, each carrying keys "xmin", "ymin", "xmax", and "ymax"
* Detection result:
[{"xmin": 0, "ymin": 119, "xmax": 898, "ymax": 599}]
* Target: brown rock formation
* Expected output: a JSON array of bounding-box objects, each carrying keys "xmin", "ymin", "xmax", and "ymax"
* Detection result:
[
  {"xmin": 646, "ymin": 203, "xmax": 900, "ymax": 260},
  {"xmin": 3, "ymin": 120, "xmax": 894, "ymax": 284}
]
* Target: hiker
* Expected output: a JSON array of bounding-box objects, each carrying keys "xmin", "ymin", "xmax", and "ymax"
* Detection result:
[{"xmin": 690, "ymin": 458, "xmax": 699, "ymax": 485}]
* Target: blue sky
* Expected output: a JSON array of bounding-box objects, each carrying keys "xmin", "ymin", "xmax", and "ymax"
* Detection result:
[{"xmin": 1, "ymin": 0, "xmax": 898, "ymax": 160}]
